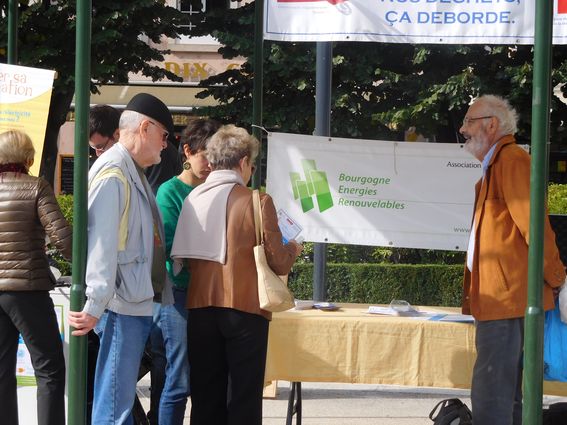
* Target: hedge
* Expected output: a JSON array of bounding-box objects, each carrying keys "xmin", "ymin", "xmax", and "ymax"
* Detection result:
[
  {"xmin": 549, "ymin": 183, "xmax": 567, "ymax": 215},
  {"xmin": 288, "ymin": 263, "xmax": 464, "ymax": 307}
]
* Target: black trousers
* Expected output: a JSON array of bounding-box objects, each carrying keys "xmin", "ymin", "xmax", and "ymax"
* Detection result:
[
  {"xmin": 187, "ymin": 307, "xmax": 269, "ymax": 425},
  {"xmin": 472, "ymin": 318, "xmax": 524, "ymax": 425},
  {"xmin": 0, "ymin": 291, "xmax": 65, "ymax": 425}
]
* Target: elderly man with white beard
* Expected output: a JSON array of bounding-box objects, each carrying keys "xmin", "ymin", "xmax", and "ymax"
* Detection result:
[{"xmin": 460, "ymin": 94, "xmax": 566, "ymax": 425}]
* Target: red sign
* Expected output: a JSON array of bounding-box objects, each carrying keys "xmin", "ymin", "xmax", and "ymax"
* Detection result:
[
  {"xmin": 560, "ymin": 0, "xmax": 567, "ymax": 14},
  {"xmin": 278, "ymin": 0, "xmax": 346, "ymax": 4}
]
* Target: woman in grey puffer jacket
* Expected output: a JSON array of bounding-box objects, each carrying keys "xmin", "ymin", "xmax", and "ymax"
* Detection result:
[{"xmin": 0, "ymin": 129, "xmax": 72, "ymax": 425}]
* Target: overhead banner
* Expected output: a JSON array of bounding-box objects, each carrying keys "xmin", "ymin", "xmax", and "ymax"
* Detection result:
[
  {"xmin": 264, "ymin": 0, "xmax": 567, "ymax": 44},
  {"xmin": 266, "ymin": 133, "xmax": 483, "ymax": 251},
  {"xmin": 0, "ymin": 63, "xmax": 56, "ymax": 176}
]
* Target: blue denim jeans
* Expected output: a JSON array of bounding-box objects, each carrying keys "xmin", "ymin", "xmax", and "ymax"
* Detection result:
[
  {"xmin": 93, "ymin": 311, "xmax": 152, "ymax": 425},
  {"xmin": 151, "ymin": 288, "xmax": 190, "ymax": 425}
]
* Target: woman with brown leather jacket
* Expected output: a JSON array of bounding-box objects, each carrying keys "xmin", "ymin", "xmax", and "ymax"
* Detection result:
[
  {"xmin": 0, "ymin": 129, "xmax": 72, "ymax": 425},
  {"xmin": 171, "ymin": 125, "xmax": 302, "ymax": 425}
]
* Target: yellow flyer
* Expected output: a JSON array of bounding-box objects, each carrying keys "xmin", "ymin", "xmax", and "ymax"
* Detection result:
[{"xmin": 0, "ymin": 63, "xmax": 56, "ymax": 176}]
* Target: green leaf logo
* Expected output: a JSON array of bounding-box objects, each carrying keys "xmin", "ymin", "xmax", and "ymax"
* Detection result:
[{"xmin": 290, "ymin": 159, "xmax": 334, "ymax": 213}]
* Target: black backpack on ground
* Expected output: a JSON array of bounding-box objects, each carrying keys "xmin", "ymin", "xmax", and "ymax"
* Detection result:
[
  {"xmin": 429, "ymin": 398, "xmax": 472, "ymax": 425},
  {"xmin": 543, "ymin": 402, "xmax": 567, "ymax": 425}
]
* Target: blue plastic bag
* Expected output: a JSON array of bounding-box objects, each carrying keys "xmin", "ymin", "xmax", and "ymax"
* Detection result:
[{"xmin": 543, "ymin": 304, "xmax": 567, "ymax": 382}]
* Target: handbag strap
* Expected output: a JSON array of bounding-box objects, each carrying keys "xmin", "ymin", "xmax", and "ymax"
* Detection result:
[
  {"xmin": 429, "ymin": 399, "xmax": 447, "ymax": 420},
  {"xmin": 252, "ymin": 189, "xmax": 264, "ymax": 246},
  {"xmin": 429, "ymin": 399, "xmax": 460, "ymax": 420}
]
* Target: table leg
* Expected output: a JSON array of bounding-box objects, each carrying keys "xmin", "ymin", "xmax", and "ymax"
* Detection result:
[{"xmin": 286, "ymin": 382, "xmax": 302, "ymax": 425}]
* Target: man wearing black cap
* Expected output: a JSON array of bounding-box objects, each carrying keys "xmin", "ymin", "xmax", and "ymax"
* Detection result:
[
  {"xmin": 69, "ymin": 93, "xmax": 174, "ymax": 424},
  {"xmin": 88, "ymin": 100, "xmax": 182, "ymax": 192}
]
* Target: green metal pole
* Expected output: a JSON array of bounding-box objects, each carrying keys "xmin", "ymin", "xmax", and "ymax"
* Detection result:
[
  {"xmin": 251, "ymin": 0, "xmax": 263, "ymax": 190},
  {"xmin": 7, "ymin": 0, "xmax": 18, "ymax": 64},
  {"xmin": 68, "ymin": 1, "xmax": 91, "ymax": 424},
  {"xmin": 312, "ymin": 42, "xmax": 333, "ymax": 302},
  {"xmin": 523, "ymin": 1, "xmax": 553, "ymax": 424}
]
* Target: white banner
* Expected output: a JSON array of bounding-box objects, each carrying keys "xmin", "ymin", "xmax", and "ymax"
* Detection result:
[
  {"xmin": 264, "ymin": 0, "xmax": 567, "ymax": 44},
  {"xmin": 266, "ymin": 133, "xmax": 484, "ymax": 251}
]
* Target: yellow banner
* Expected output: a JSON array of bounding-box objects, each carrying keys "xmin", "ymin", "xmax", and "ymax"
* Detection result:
[{"xmin": 0, "ymin": 63, "xmax": 56, "ymax": 176}]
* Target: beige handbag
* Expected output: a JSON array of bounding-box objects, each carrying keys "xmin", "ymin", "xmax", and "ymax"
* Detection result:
[{"xmin": 252, "ymin": 190, "xmax": 295, "ymax": 312}]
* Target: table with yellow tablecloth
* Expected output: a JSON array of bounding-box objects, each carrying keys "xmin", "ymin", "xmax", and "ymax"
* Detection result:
[{"xmin": 265, "ymin": 303, "xmax": 567, "ymax": 396}]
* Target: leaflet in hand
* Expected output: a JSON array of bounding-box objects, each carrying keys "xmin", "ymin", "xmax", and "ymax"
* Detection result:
[{"xmin": 277, "ymin": 208, "xmax": 303, "ymax": 244}]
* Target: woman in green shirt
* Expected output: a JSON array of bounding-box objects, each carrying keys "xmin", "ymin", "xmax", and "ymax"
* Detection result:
[{"xmin": 151, "ymin": 118, "xmax": 221, "ymax": 425}]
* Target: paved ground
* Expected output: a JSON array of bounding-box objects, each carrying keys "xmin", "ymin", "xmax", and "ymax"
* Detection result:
[
  {"xmin": 137, "ymin": 378, "xmax": 475, "ymax": 424},
  {"xmin": 261, "ymin": 382, "xmax": 472, "ymax": 425},
  {"xmin": 137, "ymin": 378, "xmax": 567, "ymax": 424}
]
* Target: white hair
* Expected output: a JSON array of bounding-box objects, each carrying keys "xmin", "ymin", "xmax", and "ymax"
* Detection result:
[
  {"xmin": 119, "ymin": 110, "xmax": 146, "ymax": 133},
  {"xmin": 475, "ymin": 94, "xmax": 518, "ymax": 136}
]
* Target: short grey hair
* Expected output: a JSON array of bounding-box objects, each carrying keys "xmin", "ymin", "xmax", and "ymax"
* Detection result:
[
  {"xmin": 0, "ymin": 129, "xmax": 35, "ymax": 165},
  {"xmin": 475, "ymin": 94, "xmax": 518, "ymax": 136},
  {"xmin": 206, "ymin": 125, "xmax": 260, "ymax": 170}
]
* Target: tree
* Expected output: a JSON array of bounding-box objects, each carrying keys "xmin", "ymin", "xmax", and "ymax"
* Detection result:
[
  {"xmin": 0, "ymin": 0, "xmax": 191, "ymax": 184},
  {"xmin": 191, "ymin": 2, "xmax": 567, "ymax": 149}
]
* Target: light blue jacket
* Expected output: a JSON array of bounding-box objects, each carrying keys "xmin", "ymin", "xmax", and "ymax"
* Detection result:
[{"xmin": 84, "ymin": 143, "xmax": 172, "ymax": 318}]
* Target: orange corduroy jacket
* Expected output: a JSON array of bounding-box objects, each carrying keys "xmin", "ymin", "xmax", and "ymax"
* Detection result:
[{"xmin": 463, "ymin": 135, "xmax": 566, "ymax": 321}]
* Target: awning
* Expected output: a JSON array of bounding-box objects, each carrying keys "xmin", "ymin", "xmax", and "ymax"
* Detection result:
[{"xmin": 71, "ymin": 84, "xmax": 218, "ymax": 112}]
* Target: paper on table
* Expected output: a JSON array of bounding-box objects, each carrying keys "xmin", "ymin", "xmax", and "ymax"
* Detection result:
[
  {"xmin": 437, "ymin": 314, "xmax": 474, "ymax": 323},
  {"xmin": 367, "ymin": 306, "xmax": 400, "ymax": 315},
  {"xmin": 277, "ymin": 209, "xmax": 302, "ymax": 244},
  {"xmin": 294, "ymin": 299, "xmax": 314, "ymax": 310},
  {"xmin": 367, "ymin": 306, "xmax": 440, "ymax": 318}
]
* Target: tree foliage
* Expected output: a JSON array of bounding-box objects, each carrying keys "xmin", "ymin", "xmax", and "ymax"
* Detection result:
[
  {"xmin": 0, "ymin": 0, "xmax": 191, "ymax": 184},
  {"xmin": 4, "ymin": 0, "xmax": 567, "ymax": 184},
  {"xmin": 191, "ymin": 1, "xmax": 567, "ymax": 149}
]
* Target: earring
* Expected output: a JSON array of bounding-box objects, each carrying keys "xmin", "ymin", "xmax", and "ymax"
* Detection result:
[{"xmin": 183, "ymin": 161, "xmax": 191, "ymax": 171}]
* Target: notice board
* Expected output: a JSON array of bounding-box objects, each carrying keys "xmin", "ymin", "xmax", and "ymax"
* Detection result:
[{"xmin": 58, "ymin": 154, "xmax": 74, "ymax": 195}]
